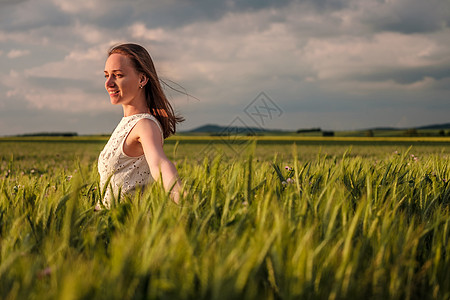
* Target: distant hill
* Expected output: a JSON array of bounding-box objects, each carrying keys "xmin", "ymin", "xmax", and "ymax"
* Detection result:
[
  {"xmin": 416, "ymin": 123, "xmax": 450, "ymax": 130},
  {"xmin": 186, "ymin": 122, "xmax": 450, "ymax": 134},
  {"xmin": 187, "ymin": 124, "xmax": 231, "ymax": 133},
  {"xmin": 364, "ymin": 127, "xmax": 398, "ymax": 131},
  {"xmin": 187, "ymin": 124, "xmax": 269, "ymax": 134}
]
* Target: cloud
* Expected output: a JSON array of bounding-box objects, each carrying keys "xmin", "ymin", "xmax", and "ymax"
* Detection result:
[
  {"xmin": 1, "ymin": 65, "xmax": 111, "ymax": 114},
  {"xmin": 24, "ymin": 44, "xmax": 109, "ymax": 79},
  {"xmin": 22, "ymin": 88, "xmax": 109, "ymax": 112},
  {"xmin": 0, "ymin": 29, "xmax": 49, "ymax": 45},
  {"xmin": 7, "ymin": 49, "xmax": 30, "ymax": 58},
  {"xmin": 52, "ymin": 0, "xmax": 104, "ymax": 14},
  {"xmin": 358, "ymin": 0, "xmax": 450, "ymax": 34},
  {"xmin": 302, "ymin": 30, "xmax": 450, "ymax": 89},
  {"xmin": 0, "ymin": 0, "xmax": 449, "ymax": 135},
  {"xmin": 0, "ymin": 92, "xmax": 121, "ymax": 135},
  {"xmin": 130, "ymin": 0, "xmax": 296, "ymax": 29},
  {"xmin": 0, "ymin": 0, "xmax": 70, "ymax": 32},
  {"xmin": 129, "ymin": 23, "xmax": 167, "ymax": 42},
  {"xmin": 127, "ymin": 6, "xmax": 309, "ymax": 94},
  {"xmin": 0, "ymin": 0, "xmax": 27, "ymax": 8},
  {"xmin": 127, "ymin": 3, "xmax": 450, "ymax": 100}
]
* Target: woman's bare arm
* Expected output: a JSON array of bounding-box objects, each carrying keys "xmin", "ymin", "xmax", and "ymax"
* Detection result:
[{"xmin": 134, "ymin": 118, "xmax": 182, "ymax": 203}]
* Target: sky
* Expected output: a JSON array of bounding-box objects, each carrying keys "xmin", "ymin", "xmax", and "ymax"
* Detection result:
[{"xmin": 0, "ymin": 0, "xmax": 449, "ymax": 136}]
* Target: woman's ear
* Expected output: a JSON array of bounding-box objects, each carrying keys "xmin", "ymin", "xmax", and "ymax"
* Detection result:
[{"xmin": 139, "ymin": 74, "xmax": 149, "ymax": 88}]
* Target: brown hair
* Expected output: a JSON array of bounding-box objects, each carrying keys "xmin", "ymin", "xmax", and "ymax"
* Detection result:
[{"xmin": 108, "ymin": 43, "xmax": 184, "ymax": 138}]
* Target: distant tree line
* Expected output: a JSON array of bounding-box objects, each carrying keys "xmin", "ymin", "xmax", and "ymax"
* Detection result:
[
  {"xmin": 404, "ymin": 129, "xmax": 450, "ymax": 137},
  {"xmin": 18, "ymin": 132, "xmax": 78, "ymax": 137},
  {"xmin": 296, "ymin": 128, "xmax": 321, "ymax": 133},
  {"xmin": 296, "ymin": 128, "xmax": 334, "ymax": 137},
  {"xmin": 438, "ymin": 130, "xmax": 450, "ymax": 136}
]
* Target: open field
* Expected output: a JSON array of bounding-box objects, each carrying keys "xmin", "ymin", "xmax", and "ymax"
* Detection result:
[{"xmin": 0, "ymin": 136, "xmax": 450, "ymax": 299}]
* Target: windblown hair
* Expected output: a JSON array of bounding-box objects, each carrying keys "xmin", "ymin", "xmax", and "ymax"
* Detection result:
[{"xmin": 108, "ymin": 43, "xmax": 184, "ymax": 138}]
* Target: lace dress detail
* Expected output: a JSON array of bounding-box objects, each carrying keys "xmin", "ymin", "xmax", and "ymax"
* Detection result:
[{"xmin": 98, "ymin": 113, "xmax": 164, "ymax": 208}]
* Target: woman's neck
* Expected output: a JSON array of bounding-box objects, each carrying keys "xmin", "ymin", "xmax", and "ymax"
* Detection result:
[
  {"xmin": 122, "ymin": 105, "xmax": 150, "ymax": 117},
  {"xmin": 122, "ymin": 95, "xmax": 150, "ymax": 117}
]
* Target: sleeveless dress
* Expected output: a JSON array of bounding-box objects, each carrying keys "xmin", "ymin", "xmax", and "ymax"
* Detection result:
[{"xmin": 98, "ymin": 113, "xmax": 164, "ymax": 208}]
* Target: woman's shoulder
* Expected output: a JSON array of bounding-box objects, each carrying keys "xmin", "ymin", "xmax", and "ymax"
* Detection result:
[
  {"xmin": 140, "ymin": 113, "xmax": 162, "ymax": 131},
  {"xmin": 133, "ymin": 114, "xmax": 164, "ymax": 144}
]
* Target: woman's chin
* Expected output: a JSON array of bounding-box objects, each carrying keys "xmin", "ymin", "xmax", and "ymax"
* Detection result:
[{"xmin": 109, "ymin": 97, "xmax": 121, "ymax": 105}]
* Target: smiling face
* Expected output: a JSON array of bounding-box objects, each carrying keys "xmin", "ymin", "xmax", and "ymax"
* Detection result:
[{"xmin": 104, "ymin": 53, "xmax": 143, "ymax": 106}]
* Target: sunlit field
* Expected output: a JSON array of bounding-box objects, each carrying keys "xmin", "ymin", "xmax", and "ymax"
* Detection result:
[{"xmin": 1, "ymin": 136, "xmax": 449, "ymax": 299}]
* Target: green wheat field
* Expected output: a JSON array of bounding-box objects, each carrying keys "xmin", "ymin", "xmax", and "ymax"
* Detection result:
[{"xmin": 0, "ymin": 136, "xmax": 449, "ymax": 299}]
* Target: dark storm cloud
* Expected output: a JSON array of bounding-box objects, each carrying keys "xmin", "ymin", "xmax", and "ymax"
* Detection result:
[
  {"xmin": 0, "ymin": 1, "xmax": 70, "ymax": 32},
  {"xmin": 0, "ymin": 0, "xmax": 28, "ymax": 7},
  {"xmin": 132, "ymin": 0, "xmax": 295, "ymax": 29},
  {"xmin": 303, "ymin": 0, "xmax": 349, "ymax": 11},
  {"xmin": 355, "ymin": 65, "xmax": 450, "ymax": 86},
  {"xmin": 362, "ymin": 0, "xmax": 450, "ymax": 34},
  {"xmin": 72, "ymin": 3, "xmax": 135, "ymax": 31}
]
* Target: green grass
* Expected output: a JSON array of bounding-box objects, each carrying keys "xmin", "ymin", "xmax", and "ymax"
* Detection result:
[{"xmin": 0, "ymin": 138, "xmax": 449, "ymax": 299}]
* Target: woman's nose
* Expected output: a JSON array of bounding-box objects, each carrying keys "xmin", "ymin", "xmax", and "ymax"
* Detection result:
[{"xmin": 105, "ymin": 76, "xmax": 115, "ymax": 87}]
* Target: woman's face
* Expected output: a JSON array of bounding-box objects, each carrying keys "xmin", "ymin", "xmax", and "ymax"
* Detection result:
[{"xmin": 104, "ymin": 53, "xmax": 142, "ymax": 105}]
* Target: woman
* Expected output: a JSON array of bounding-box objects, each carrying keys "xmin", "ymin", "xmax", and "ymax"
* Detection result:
[{"xmin": 98, "ymin": 43, "xmax": 184, "ymax": 208}]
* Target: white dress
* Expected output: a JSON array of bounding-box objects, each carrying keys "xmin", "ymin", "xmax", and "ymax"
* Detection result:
[{"xmin": 98, "ymin": 113, "xmax": 164, "ymax": 208}]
